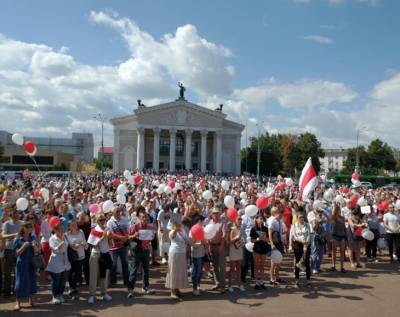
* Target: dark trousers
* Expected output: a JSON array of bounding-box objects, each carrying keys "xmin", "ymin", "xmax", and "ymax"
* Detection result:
[
  {"xmin": 191, "ymin": 257, "xmax": 203, "ymax": 290},
  {"xmin": 366, "ymin": 237, "xmax": 378, "ymax": 258},
  {"xmin": 110, "ymin": 246, "xmax": 129, "ymax": 285},
  {"xmin": 68, "ymin": 259, "xmax": 83, "ymax": 293},
  {"xmin": 4, "ymin": 249, "xmax": 16, "ymax": 296},
  {"xmin": 386, "ymin": 233, "xmax": 400, "ymax": 261},
  {"xmin": 82, "ymin": 248, "xmax": 90, "ymax": 285},
  {"xmin": 241, "ymin": 248, "xmax": 254, "ymax": 280},
  {"xmin": 128, "ymin": 249, "xmax": 150, "ymax": 291},
  {"xmin": 50, "ymin": 271, "xmax": 68, "ymax": 297},
  {"xmin": 293, "ymin": 242, "xmax": 311, "ymax": 280}
]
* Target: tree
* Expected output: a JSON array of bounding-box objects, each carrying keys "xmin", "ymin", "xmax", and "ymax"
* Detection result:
[
  {"xmin": 342, "ymin": 146, "xmax": 368, "ymax": 174},
  {"xmin": 366, "ymin": 139, "xmax": 396, "ymax": 171},
  {"xmin": 295, "ymin": 132, "xmax": 324, "ymax": 173},
  {"xmin": 95, "ymin": 158, "xmax": 112, "ymax": 171},
  {"xmin": 281, "ymin": 134, "xmax": 297, "ymax": 176}
]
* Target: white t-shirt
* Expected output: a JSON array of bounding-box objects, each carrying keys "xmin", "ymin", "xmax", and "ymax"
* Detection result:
[
  {"xmin": 157, "ymin": 209, "xmax": 170, "ymax": 231},
  {"xmin": 66, "ymin": 230, "xmax": 87, "ymax": 260},
  {"xmin": 88, "ymin": 225, "xmax": 109, "ymax": 253},
  {"xmin": 267, "ymin": 217, "xmax": 281, "ymax": 233},
  {"xmin": 383, "ymin": 212, "xmax": 400, "ymax": 233},
  {"xmin": 169, "ymin": 229, "xmax": 187, "ymax": 254}
]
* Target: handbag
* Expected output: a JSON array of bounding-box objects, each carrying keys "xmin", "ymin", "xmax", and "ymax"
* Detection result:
[
  {"xmin": 33, "ymin": 253, "xmax": 45, "ymax": 269},
  {"xmin": 67, "ymin": 246, "xmax": 79, "ymax": 263},
  {"xmin": 233, "ymin": 239, "xmax": 245, "ymax": 249}
]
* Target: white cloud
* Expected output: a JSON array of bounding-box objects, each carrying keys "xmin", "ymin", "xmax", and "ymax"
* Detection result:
[
  {"xmin": 233, "ymin": 79, "xmax": 357, "ymax": 109},
  {"xmin": 302, "ymin": 35, "xmax": 333, "ymax": 45}
]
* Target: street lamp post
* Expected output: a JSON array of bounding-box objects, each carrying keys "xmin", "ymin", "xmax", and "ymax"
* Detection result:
[
  {"xmin": 93, "ymin": 113, "xmax": 106, "ymax": 179},
  {"xmin": 256, "ymin": 121, "xmax": 264, "ymax": 181},
  {"xmin": 355, "ymin": 126, "xmax": 367, "ymax": 172}
]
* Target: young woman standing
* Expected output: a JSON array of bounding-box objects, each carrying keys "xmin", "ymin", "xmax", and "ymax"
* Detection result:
[
  {"xmin": 330, "ymin": 204, "xmax": 347, "ymax": 273},
  {"xmin": 228, "ymin": 216, "xmax": 245, "ymax": 292},
  {"xmin": 251, "ymin": 214, "xmax": 270, "ymax": 290},
  {"xmin": 14, "ymin": 222, "xmax": 39, "ymax": 310}
]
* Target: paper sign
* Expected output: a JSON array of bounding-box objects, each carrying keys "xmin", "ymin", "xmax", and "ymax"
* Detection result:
[
  {"xmin": 138, "ymin": 229, "xmax": 154, "ymax": 241},
  {"xmin": 361, "ymin": 206, "xmax": 371, "ymax": 214}
]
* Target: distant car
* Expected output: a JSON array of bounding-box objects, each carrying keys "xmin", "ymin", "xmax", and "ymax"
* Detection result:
[
  {"xmin": 360, "ymin": 181, "xmax": 373, "ymax": 189},
  {"xmin": 43, "ymin": 171, "xmax": 71, "ymax": 179},
  {"xmin": 382, "ymin": 183, "xmax": 400, "ymax": 190}
]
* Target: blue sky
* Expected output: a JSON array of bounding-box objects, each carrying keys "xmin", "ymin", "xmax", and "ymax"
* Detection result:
[{"xmin": 0, "ymin": 0, "xmax": 399, "ymax": 149}]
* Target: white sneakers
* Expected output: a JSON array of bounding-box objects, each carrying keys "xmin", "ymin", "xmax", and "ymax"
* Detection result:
[
  {"xmin": 88, "ymin": 296, "xmax": 95, "ymax": 304},
  {"xmin": 161, "ymin": 257, "xmax": 168, "ymax": 264},
  {"xmin": 52, "ymin": 297, "xmax": 61, "ymax": 305},
  {"xmin": 127, "ymin": 291, "xmax": 134, "ymax": 299},
  {"xmin": 101, "ymin": 293, "xmax": 112, "ymax": 301},
  {"xmin": 239, "ymin": 285, "xmax": 245, "ymax": 292},
  {"xmin": 193, "ymin": 289, "xmax": 201, "ymax": 296}
]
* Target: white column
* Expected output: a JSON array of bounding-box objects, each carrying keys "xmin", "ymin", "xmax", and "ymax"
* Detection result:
[
  {"xmin": 153, "ymin": 127, "xmax": 160, "ymax": 172},
  {"xmin": 169, "ymin": 128, "xmax": 176, "ymax": 172},
  {"xmin": 213, "ymin": 133, "xmax": 217, "ymax": 171},
  {"xmin": 235, "ymin": 134, "xmax": 241, "ymax": 176},
  {"xmin": 215, "ymin": 131, "xmax": 222, "ymax": 174},
  {"xmin": 200, "ymin": 130, "xmax": 208, "ymax": 173},
  {"xmin": 113, "ymin": 127, "xmax": 120, "ymax": 172},
  {"xmin": 136, "ymin": 127, "xmax": 144, "ymax": 171},
  {"xmin": 185, "ymin": 128, "xmax": 192, "ymax": 171}
]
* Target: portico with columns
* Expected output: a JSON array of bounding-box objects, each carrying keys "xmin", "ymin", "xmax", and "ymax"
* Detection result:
[{"xmin": 110, "ymin": 98, "xmax": 244, "ymax": 175}]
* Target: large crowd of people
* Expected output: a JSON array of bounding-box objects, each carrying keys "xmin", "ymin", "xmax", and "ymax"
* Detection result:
[{"xmin": 0, "ymin": 171, "xmax": 399, "ymax": 310}]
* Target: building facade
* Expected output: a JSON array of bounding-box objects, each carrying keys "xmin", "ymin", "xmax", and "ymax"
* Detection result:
[
  {"xmin": 97, "ymin": 147, "xmax": 113, "ymax": 161},
  {"xmin": 319, "ymin": 148, "xmax": 348, "ymax": 173},
  {"xmin": 0, "ymin": 130, "xmax": 93, "ymax": 170},
  {"xmin": 111, "ymin": 99, "xmax": 244, "ymax": 175}
]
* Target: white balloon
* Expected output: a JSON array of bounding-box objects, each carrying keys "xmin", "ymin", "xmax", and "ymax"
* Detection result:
[
  {"xmin": 323, "ymin": 188, "xmax": 335, "ymax": 202},
  {"xmin": 395, "ymin": 199, "xmax": 400, "ymax": 210},
  {"xmin": 266, "ymin": 187, "xmax": 275, "ymax": 197},
  {"xmin": 362, "ymin": 229, "xmax": 374, "ymax": 241},
  {"xmin": 204, "ymin": 223, "xmax": 217, "ymax": 240},
  {"xmin": 164, "ymin": 186, "xmax": 172, "ymax": 195},
  {"xmin": 102, "ymin": 200, "xmax": 114, "ymax": 213},
  {"xmin": 285, "ymin": 178, "xmax": 293, "ymax": 187},
  {"xmin": 245, "ymin": 242, "xmax": 254, "ymax": 253},
  {"xmin": 335, "ymin": 195, "xmax": 345, "ymax": 205},
  {"xmin": 158, "ymin": 183, "xmax": 166, "ymax": 192},
  {"xmin": 116, "ymin": 194, "xmax": 126, "ymax": 204},
  {"xmin": 156, "ymin": 187, "xmax": 164, "ymax": 195},
  {"xmin": 357, "ymin": 197, "xmax": 367, "ymax": 207},
  {"xmin": 202, "ymin": 190, "xmax": 213, "ymax": 200},
  {"xmin": 240, "ymin": 192, "xmax": 247, "ymax": 200},
  {"xmin": 16, "ymin": 197, "xmax": 29, "ymax": 211},
  {"xmin": 117, "ymin": 183, "xmax": 127, "ymax": 195},
  {"xmin": 40, "ymin": 188, "xmax": 50, "ymax": 202},
  {"xmin": 352, "ymin": 180, "xmax": 361, "ymax": 188},
  {"xmin": 12, "ymin": 133, "xmax": 24, "ymax": 146},
  {"xmin": 126, "ymin": 175, "xmax": 134, "ymax": 184},
  {"xmin": 221, "ymin": 180, "xmax": 230, "ymax": 191},
  {"xmin": 224, "ymin": 195, "xmax": 235, "ymax": 208},
  {"xmin": 245, "ymin": 204, "xmax": 258, "ymax": 217},
  {"xmin": 271, "ymin": 250, "xmax": 283, "ymax": 264},
  {"xmin": 240, "ymin": 199, "xmax": 247, "ymax": 206},
  {"xmin": 123, "ymin": 170, "xmax": 131, "ymax": 179},
  {"xmin": 153, "ymin": 180, "xmax": 160, "ymax": 187}
]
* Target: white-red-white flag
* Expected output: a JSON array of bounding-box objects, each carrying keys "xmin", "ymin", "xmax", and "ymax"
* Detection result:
[{"xmin": 299, "ymin": 157, "xmax": 318, "ymax": 201}]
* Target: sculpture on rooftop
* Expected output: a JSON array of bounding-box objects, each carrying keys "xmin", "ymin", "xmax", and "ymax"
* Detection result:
[{"xmin": 178, "ymin": 82, "xmax": 186, "ymax": 100}]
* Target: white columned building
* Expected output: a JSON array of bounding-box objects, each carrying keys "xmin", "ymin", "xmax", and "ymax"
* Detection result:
[{"xmin": 110, "ymin": 96, "xmax": 244, "ymax": 175}]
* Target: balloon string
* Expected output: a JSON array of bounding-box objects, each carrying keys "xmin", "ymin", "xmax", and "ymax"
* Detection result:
[{"xmin": 30, "ymin": 156, "xmax": 41, "ymax": 173}]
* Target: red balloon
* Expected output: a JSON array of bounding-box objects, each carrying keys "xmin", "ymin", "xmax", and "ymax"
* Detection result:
[
  {"xmin": 112, "ymin": 178, "xmax": 120, "ymax": 187},
  {"xmin": 24, "ymin": 140, "xmax": 36, "ymax": 154},
  {"xmin": 199, "ymin": 179, "xmax": 206, "ymax": 188},
  {"xmin": 168, "ymin": 181, "xmax": 175, "ymax": 189},
  {"xmin": 49, "ymin": 216, "xmax": 61, "ymax": 231},
  {"xmin": 191, "ymin": 224, "xmax": 205, "ymax": 241},
  {"xmin": 134, "ymin": 175, "xmax": 142, "ymax": 185},
  {"xmin": 342, "ymin": 186, "xmax": 350, "ymax": 195},
  {"xmin": 256, "ymin": 196, "xmax": 269, "ymax": 210},
  {"xmin": 227, "ymin": 207, "xmax": 238, "ymax": 222},
  {"xmin": 379, "ymin": 200, "xmax": 389, "ymax": 212},
  {"xmin": 33, "ymin": 188, "xmax": 40, "ymax": 198},
  {"xmin": 351, "ymin": 172, "xmax": 360, "ymax": 181},
  {"xmin": 350, "ymin": 195, "xmax": 358, "ymax": 208}
]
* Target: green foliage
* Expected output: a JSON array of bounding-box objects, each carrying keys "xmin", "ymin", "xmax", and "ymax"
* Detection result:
[
  {"xmin": 95, "ymin": 158, "xmax": 112, "ymax": 170},
  {"xmin": 241, "ymin": 131, "xmax": 324, "ymax": 176},
  {"xmin": 342, "ymin": 139, "xmax": 396, "ymax": 175}
]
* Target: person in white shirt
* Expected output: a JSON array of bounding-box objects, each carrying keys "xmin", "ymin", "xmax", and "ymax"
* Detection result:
[
  {"xmin": 157, "ymin": 198, "xmax": 171, "ymax": 264},
  {"xmin": 66, "ymin": 220, "xmax": 88, "ymax": 299},
  {"xmin": 87, "ymin": 213, "xmax": 113, "ymax": 304},
  {"xmin": 47, "ymin": 222, "xmax": 71, "ymax": 305},
  {"xmin": 383, "ymin": 204, "xmax": 400, "ymax": 263},
  {"xmin": 165, "ymin": 217, "xmax": 189, "ymax": 299},
  {"xmin": 289, "ymin": 210, "xmax": 311, "ymax": 287}
]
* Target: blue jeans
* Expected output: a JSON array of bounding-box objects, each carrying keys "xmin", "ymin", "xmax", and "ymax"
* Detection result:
[
  {"xmin": 311, "ymin": 234, "xmax": 324, "ymax": 271},
  {"xmin": 50, "ymin": 271, "xmax": 68, "ymax": 298},
  {"xmin": 110, "ymin": 246, "xmax": 129, "ymax": 285},
  {"xmin": 128, "ymin": 249, "xmax": 150, "ymax": 291},
  {"xmin": 191, "ymin": 257, "xmax": 203, "ymax": 290}
]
